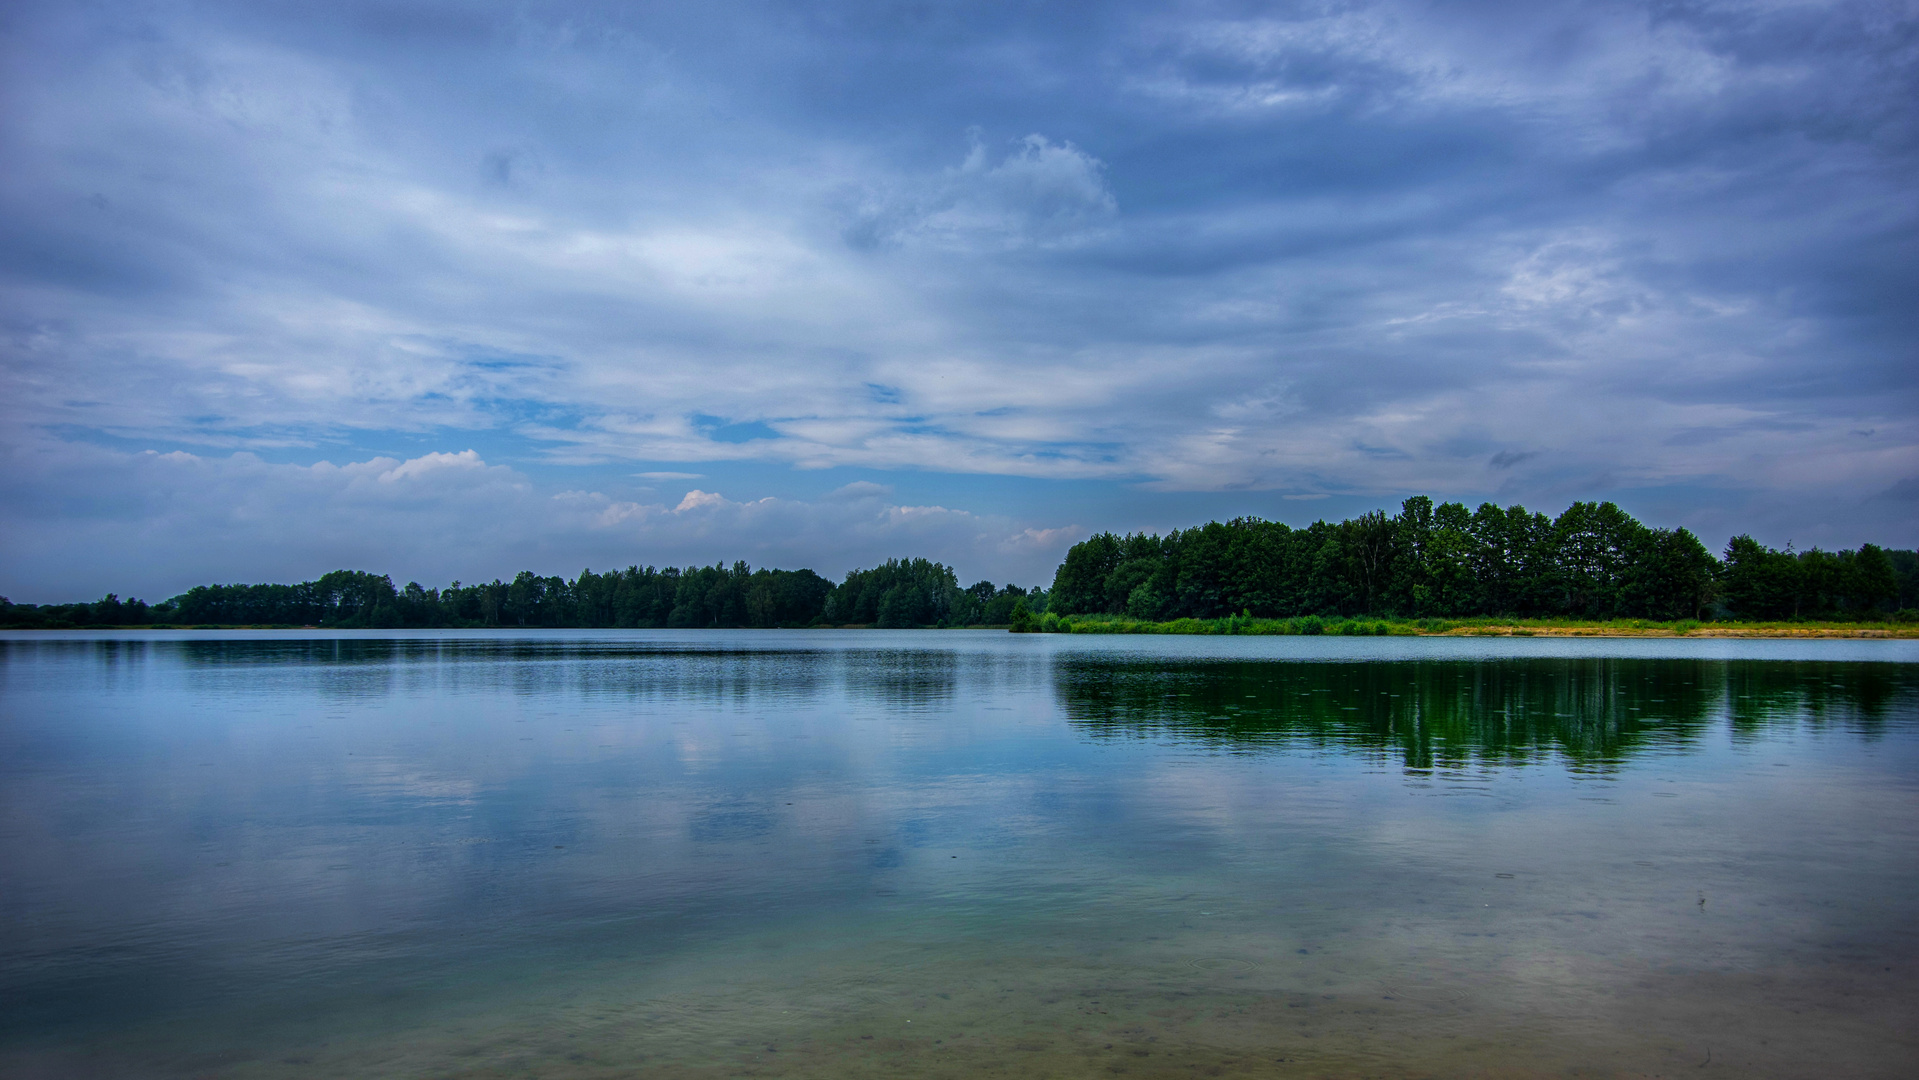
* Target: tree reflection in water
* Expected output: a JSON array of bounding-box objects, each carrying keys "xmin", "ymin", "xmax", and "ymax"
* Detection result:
[{"xmin": 1055, "ymin": 657, "xmax": 1916, "ymax": 771}]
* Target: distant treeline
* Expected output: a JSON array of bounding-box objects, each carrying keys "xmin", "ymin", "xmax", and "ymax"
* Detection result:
[
  {"xmin": 1048, "ymin": 497, "xmax": 1916, "ymax": 622},
  {"xmin": 4, "ymin": 496, "xmax": 1912, "ymax": 630},
  {"xmin": 0, "ymin": 560, "xmax": 1047, "ymax": 630}
]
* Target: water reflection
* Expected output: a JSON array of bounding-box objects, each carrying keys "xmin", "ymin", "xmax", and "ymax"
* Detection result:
[
  {"xmin": 1056, "ymin": 657, "xmax": 1918, "ymax": 769},
  {"xmin": 1724, "ymin": 661, "xmax": 1912, "ymax": 734},
  {"xmin": 2, "ymin": 633, "xmax": 1916, "ymax": 1080},
  {"xmin": 841, "ymin": 648, "xmax": 959, "ymax": 709}
]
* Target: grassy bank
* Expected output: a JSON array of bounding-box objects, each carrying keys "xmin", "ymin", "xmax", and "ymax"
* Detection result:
[{"xmin": 1018, "ymin": 612, "xmax": 1919, "ymax": 638}]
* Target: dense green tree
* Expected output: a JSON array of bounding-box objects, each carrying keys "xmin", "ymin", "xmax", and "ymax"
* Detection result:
[
  {"xmin": 2, "ymin": 507, "xmax": 1905, "ymax": 630},
  {"xmin": 1549, "ymin": 501, "xmax": 1643, "ymax": 618},
  {"xmin": 1720, "ymin": 535, "xmax": 1802, "ymax": 618},
  {"xmin": 1890, "ymin": 549, "xmax": 1919, "ymax": 610},
  {"xmin": 824, "ymin": 558, "xmax": 962, "ymax": 626},
  {"xmin": 1709, "ymin": 537, "xmax": 1903, "ymax": 620},
  {"xmin": 1468, "ymin": 503, "xmax": 1556, "ymax": 616},
  {"xmin": 1041, "ymin": 497, "xmax": 1905, "ymax": 624},
  {"xmin": 1620, "ymin": 528, "xmax": 1717, "ymax": 620},
  {"xmin": 1842, "ymin": 544, "xmax": 1898, "ymax": 614},
  {"xmin": 1050, "ymin": 532, "xmax": 1124, "ymax": 614},
  {"xmin": 1416, "ymin": 501, "xmax": 1480, "ymax": 615}
]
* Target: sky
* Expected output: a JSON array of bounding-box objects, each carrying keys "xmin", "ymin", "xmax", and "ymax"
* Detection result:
[{"xmin": 2, "ymin": 0, "xmax": 1915, "ymax": 602}]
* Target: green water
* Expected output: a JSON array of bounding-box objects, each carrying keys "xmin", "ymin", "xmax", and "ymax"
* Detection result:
[{"xmin": 2, "ymin": 631, "xmax": 1915, "ymax": 1077}]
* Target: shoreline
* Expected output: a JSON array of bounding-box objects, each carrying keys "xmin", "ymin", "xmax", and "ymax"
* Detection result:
[
  {"xmin": 1020, "ymin": 614, "xmax": 1919, "ymax": 639},
  {"xmin": 4, "ymin": 621, "xmax": 1914, "ymax": 638},
  {"xmin": 1423, "ymin": 624, "xmax": 1912, "ymax": 639}
]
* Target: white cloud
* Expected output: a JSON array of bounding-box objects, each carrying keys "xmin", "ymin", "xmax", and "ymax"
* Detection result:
[
  {"xmin": 374, "ymin": 449, "xmax": 493, "ymax": 484},
  {"xmin": 840, "ymin": 132, "xmax": 1118, "ymax": 252},
  {"xmin": 0, "ymin": 0, "xmax": 1912, "ymax": 582},
  {"xmin": 672, "ymin": 489, "xmax": 729, "ymax": 512},
  {"xmin": 0, "ymin": 444, "xmax": 1075, "ymax": 601}
]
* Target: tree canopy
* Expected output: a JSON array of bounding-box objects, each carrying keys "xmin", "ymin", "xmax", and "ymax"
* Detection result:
[
  {"xmin": 1047, "ymin": 497, "xmax": 1910, "ymax": 622},
  {"xmin": 1, "ymin": 561, "xmax": 1048, "ymax": 629}
]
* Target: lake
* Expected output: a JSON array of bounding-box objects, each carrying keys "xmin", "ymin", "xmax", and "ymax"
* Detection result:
[{"xmin": 2, "ymin": 630, "xmax": 1916, "ymax": 1078}]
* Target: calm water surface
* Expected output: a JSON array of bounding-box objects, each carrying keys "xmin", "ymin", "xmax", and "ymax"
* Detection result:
[{"xmin": 2, "ymin": 630, "xmax": 1916, "ymax": 1078}]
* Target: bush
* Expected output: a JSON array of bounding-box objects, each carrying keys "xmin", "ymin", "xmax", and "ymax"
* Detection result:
[{"xmin": 1009, "ymin": 599, "xmax": 1035, "ymax": 633}]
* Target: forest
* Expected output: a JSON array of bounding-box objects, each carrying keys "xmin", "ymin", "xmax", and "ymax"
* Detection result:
[
  {"xmin": 0, "ymin": 560, "xmax": 1045, "ymax": 629},
  {"xmin": 1048, "ymin": 497, "xmax": 1915, "ymax": 622},
  {"xmin": 1, "ymin": 497, "xmax": 1912, "ymax": 629}
]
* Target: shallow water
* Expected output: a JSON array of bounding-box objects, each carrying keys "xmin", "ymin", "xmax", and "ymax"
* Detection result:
[{"xmin": 2, "ymin": 630, "xmax": 1916, "ymax": 1078}]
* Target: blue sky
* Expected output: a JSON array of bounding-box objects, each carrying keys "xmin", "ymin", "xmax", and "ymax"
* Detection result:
[{"xmin": 2, "ymin": 0, "xmax": 1915, "ymax": 601}]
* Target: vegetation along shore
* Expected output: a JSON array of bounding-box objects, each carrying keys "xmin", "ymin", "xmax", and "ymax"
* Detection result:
[
  {"xmin": 1011, "ymin": 613, "xmax": 1916, "ymax": 639},
  {"xmin": 4, "ymin": 498, "xmax": 1914, "ymax": 633}
]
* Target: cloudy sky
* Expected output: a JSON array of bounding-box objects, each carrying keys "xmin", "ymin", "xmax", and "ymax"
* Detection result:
[{"xmin": 2, "ymin": 0, "xmax": 1914, "ymax": 601}]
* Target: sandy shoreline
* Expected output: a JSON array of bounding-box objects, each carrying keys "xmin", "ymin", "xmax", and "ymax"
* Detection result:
[{"xmin": 1424, "ymin": 625, "xmax": 1914, "ymax": 639}]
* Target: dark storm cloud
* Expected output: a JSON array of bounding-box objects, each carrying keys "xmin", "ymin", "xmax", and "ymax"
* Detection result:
[{"xmin": 1, "ymin": 0, "xmax": 1914, "ymax": 597}]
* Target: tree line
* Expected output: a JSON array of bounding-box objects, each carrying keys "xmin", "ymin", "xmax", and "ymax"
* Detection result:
[
  {"xmin": 0, "ymin": 562, "xmax": 1048, "ymax": 629},
  {"xmin": 3, "ymin": 496, "xmax": 1911, "ymax": 629},
  {"xmin": 1047, "ymin": 497, "xmax": 1915, "ymax": 622}
]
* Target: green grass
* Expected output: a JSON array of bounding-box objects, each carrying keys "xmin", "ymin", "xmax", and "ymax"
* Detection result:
[
  {"xmin": 1030, "ymin": 612, "xmax": 1413, "ymax": 636},
  {"xmin": 1019, "ymin": 613, "xmax": 1919, "ymax": 637}
]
